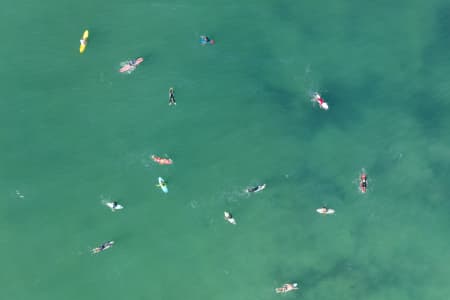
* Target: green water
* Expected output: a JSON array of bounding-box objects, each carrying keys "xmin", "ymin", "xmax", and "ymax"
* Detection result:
[{"xmin": 1, "ymin": 0, "xmax": 450, "ymax": 299}]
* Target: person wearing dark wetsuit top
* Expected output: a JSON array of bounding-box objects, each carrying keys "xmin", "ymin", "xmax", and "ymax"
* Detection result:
[
  {"xmin": 247, "ymin": 185, "xmax": 261, "ymax": 193},
  {"xmin": 362, "ymin": 179, "xmax": 367, "ymax": 188},
  {"xmin": 100, "ymin": 241, "xmax": 113, "ymax": 250},
  {"xmin": 169, "ymin": 88, "xmax": 176, "ymax": 105},
  {"xmin": 200, "ymin": 36, "xmax": 211, "ymax": 44}
]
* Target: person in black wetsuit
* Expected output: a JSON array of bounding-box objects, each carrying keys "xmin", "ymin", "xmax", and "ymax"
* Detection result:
[
  {"xmin": 247, "ymin": 186, "xmax": 259, "ymax": 193},
  {"xmin": 361, "ymin": 175, "xmax": 367, "ymax": 188},
  {"xmin": 169, "ymin": 88, "xmax": 176, "ymax": 105},
  {"xmin": 246, "ymin": 184, "xmax": 266, "ymax": 193},
  {"xmin": 93, "ymin": 241, "xmax": 114, "ymax": 254},
  {"xmin": 200, "ymin": 35, "xmax": 210, "ymax": 43}
]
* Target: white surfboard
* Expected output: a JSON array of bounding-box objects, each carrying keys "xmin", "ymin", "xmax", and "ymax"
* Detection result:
[
  {"xmin": 247, "ymin": 184, "xmax": 266, "ymax": 193},
  {"xmin": 106, "ymin": 202, "xmax": 123, "ymax": 210},
  {"xmin": 224, "ymin": 211, "xmax": 236, "ymax": 224},
  {"xmin": 316, "ymin": 208, "xmax": 335, "ymax": 215}
]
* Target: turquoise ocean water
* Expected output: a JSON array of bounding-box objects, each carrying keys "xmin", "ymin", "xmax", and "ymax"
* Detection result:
[{"xmin": 1, "ymin": 0, "xmax": 450, "ymax": 299}]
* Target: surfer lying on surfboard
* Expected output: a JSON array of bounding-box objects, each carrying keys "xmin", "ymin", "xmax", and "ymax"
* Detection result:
[
  {"xmin": 92, "ymin": 241, "xmax": 114, "ymax": 254},
  {"xmin": 246, "ymin": 184, "xmax": 266, "ymax": 193},
  {"xmin": 316, "ymin": 206, "xmax": 335, "ymax": 215},
  {"xmin": 119, "ymin": 57, "xmax": 144, "ymax": 73},
  {"xmin": 106, "ymin": 201, "xmax": 123, "ymax": 212},
  {"xmin": 360, "ymin": 172, "xmax": 368, "ymax": 193},
  {"xmin": 312, "ymin": 92, "xmax": 329, "ymax": 110},
  {"xmin": 224, "ymin": 211, "xmax": 236, "ymax": 224},
  {"xmin": 275, "ymin": 283, "xmax": 299, "ymax": 294},
  {"xmin": 156, "ymin": 177, "xmax": 169, "ymax": 193},
  {"xmin": 79, "ymin": 30, "xmax": 89, "ymax": 53},
  {"xmin": 200, "ymin": 35, "xmax": 215, "ymax": 45},
  {"xmin": 151, "ymin": 155, "xmax": 173, "ymax": 165}
]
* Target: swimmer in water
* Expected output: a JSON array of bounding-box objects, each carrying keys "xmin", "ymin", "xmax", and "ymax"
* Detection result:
[
  {"xmin": 92, "ymin": 241, "xmax": 114, "ymax": 254},
  {"xmin": 224, "ymin": 211, "xmax": 236, "ymax": 225},
  {"xmin": 246, "ymin": 184, "xmax": 266, "ymax": 193},
  {"xmin": 169, "ymin": 88, "xmax": 176, "ymax": 105},
  {"xmin": 275, "ymin": 283, "xmax": 299, "ymax": 294}
]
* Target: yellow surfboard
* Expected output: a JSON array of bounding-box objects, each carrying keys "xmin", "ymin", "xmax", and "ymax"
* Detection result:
[{"xmin": 79, "ymin": 30, "xmax": 89, "ymax": 53}]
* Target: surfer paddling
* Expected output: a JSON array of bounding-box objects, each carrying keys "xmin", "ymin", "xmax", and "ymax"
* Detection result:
[
  {"xmin": 316, "ymin": 206, "xmax": 335, "ymax": 215},
  {"xmin": 151, "ymin": 155, "xmax": 173, "ymax": 165},
  {"xmin": 79, "ymin": 30, "xmax": 89, "ymax": 53},
  {"xmin": 246, "ymin": 184, "xmax": 266, "ymax": 193},
  {"xmin": 360, "ymin": 172, "xmax": 368, "ymax": 193},
  {"xmin": 106, "ymin": 201, "xmax": 123, "ymax": 212},
  {"xmin": 312, "ymin": 92, "xmax": 329, "ymax": 110},
  {"xmin": 92, "ymin": 241, "xmax": 114, "ymax": 254},
  {"xmin": 200, "ymin": 35, "xmax": 215, "ymax": 45},
  {"xmin": 119, "ymin": 57, "xmax": 144, "ymax": 73},
  {"xmin": 156, "ymin": 177, "xmax": 169, "ymax": 193},
  {"xmin": 275, "ymin": 283, "xmax": 299, "ymax": 294},
  {"xmin": 224, "ymin": 211, "xmax": 236, "ymax": 225}
]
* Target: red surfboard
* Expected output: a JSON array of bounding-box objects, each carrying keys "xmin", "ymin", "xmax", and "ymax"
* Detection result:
[{"xmin": 119, "ymin": 57, "xmax": 144, "ymax": 73}]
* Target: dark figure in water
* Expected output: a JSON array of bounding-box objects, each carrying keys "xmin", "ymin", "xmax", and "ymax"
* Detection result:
[
  {"xmin": 169, "ymin": 88, "xmax": 176, "ymax": 105},
  {"xmin": 246, "ymin": 184, "xmax": 266, "ymax": 193}
]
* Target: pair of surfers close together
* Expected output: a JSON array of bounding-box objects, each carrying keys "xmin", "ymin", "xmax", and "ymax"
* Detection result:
[{"xmin": 223, "ymin": 184, "xmax": 266, "ymax": 225}]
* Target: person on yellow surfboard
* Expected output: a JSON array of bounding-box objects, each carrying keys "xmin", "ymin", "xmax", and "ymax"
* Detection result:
[{"xmin": 80, "ymin": 30, "xmax": 89, "ymax": 53}]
